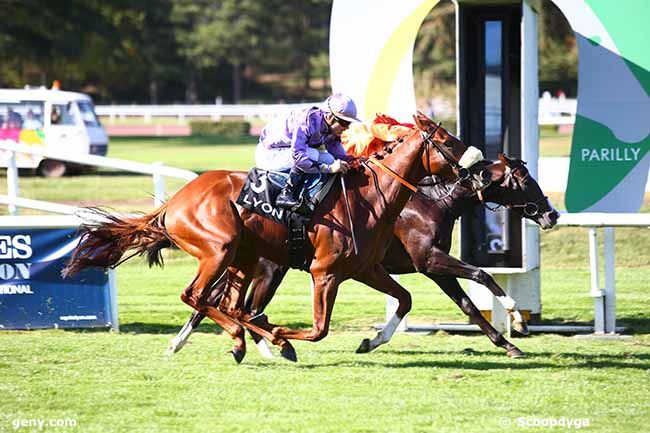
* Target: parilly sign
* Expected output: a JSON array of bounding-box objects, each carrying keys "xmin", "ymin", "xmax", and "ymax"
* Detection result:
[
  {"xmin": 329, "ymin": 0, "xmax": 649, "ymax": 212},
  {"xmin": 550, "ymin": 0, "xmax": 649, "ymax": 212}
]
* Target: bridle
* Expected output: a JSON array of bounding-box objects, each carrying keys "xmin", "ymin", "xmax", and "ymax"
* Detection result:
[
  {"xmin": 480, "ymin": 164, "xmax": 549, "ymax": 217},
  {"xmin": 362, "ymin": 122, "xmax": 470, "ymax": 194}
]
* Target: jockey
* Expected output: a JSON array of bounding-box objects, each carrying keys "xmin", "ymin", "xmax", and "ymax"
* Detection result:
[{"xmin": 254, "ymin": 93, "xmax": 361, "ymax": 210}]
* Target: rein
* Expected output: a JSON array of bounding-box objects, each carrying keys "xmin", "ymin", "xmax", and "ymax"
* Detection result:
[
  {"xmin": 362, "ymin": 122, "xmax": 453, "ymax": 194},
  {"xmin": 482, "ymin": 196, "xmax": 549, "ymax": 217},
  {"xmin": 365, "ymin": 157, "xmax": 418, "ymax": 192}
]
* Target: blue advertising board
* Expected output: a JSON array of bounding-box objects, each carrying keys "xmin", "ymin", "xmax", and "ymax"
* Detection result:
[{"xmin": 0, "ymin": 224, "xmax": 117, "ymax": 330}]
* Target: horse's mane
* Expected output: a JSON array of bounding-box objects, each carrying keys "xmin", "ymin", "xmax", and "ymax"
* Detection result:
[{"xmin": 342, "ymin": 114, "xmax": 415, "ymax": 158}]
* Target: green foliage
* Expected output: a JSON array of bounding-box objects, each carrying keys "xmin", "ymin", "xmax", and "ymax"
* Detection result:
[{"xmin": 189, "ymin": 120, "xmax": 251, "ymax": 137}]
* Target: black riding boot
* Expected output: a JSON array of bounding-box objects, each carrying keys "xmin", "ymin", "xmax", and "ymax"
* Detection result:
[{"xmin": 276, "ymin": 167, "xmax": 305, "ymax": 210}]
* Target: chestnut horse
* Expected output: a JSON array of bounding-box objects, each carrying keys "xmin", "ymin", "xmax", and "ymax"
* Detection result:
[
  {"xmin": 168, "ymin": 154, "xmax": 559, "ymax": 361},
  {"xmin": 64, "ymin": 113, "xmax": 479, "ymax": 359}
]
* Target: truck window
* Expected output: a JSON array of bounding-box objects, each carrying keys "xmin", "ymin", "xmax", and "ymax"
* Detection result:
[
  {"xmin": 0, "ymin": 101, "xmax": 44, "ymax": 130},
  {"xmin": 50, "ymin": 103, "xmax": 75, "ymax": 126},
  {"xmin": 77, "ymin": 101, "xmax": 101, "ymax": 127}
]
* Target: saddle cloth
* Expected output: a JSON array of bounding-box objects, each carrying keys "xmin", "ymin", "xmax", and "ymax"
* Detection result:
[{"xmin": 236, "ymin": 168, "xmax": 337, "ymax": 225}]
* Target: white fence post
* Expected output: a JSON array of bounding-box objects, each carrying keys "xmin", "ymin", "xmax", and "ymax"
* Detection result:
[
  {"xmin": 7, "ymin": 151, "xmax": 19, "ymax": 215},
  {"xmin": 588, "ymin": 227, "xmax": 605, "ymax": 333},
  {"xmin": 153, "ymin": 161, "xmax": 165, "ymax": 207},
  {"xmin": 603, "ymin": 227, "xmax": 616, "ymax": 333}
]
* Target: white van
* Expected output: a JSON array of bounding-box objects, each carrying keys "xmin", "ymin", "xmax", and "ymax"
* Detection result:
[{"xmin": 0, "ymin": 87, "xmax": 108, "ymax": 176}]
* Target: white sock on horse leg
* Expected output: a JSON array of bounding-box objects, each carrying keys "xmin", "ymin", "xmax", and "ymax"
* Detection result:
[
  {"xmin": 497, "ymin": 295, "xmax": 516, "ymax": 311},
  {"xmin": 255, "ymin": 338, "xmax": 274, "ymax": 359},
  {"xmin": 370, "ymin": 314, "xmax": 402, "ymax": 349},
  {"xmin": 168, "ymin": 320, "xmax": 195, "ymax": 354}
]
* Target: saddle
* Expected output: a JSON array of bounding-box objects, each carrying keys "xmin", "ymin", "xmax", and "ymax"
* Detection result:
[{"xmin": 236, "ymin": 168, "xmax": 338, "ymax": 270}]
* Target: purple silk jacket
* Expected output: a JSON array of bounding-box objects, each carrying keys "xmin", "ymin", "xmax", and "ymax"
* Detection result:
[{"xmin": 258, "ymin": 107, "xmax": 348, "ymax": 173}]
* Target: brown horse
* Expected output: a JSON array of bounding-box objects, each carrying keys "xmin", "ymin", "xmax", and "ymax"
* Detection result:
[
  {"xmin": 64, "ymin": 113, "xmax": 479, "ymax": 359},
  {"xmin": 168, "ymin": 154, "xmax": 559, "ymax": 361}
]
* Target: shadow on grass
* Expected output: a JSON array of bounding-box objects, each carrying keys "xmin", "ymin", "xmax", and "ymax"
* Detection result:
[
  {"xmin": 535, "ymin": 316, "xmax": 650, "ymax": 334},
  {"xmin": 290, "ymin": 347, "xmax": 650, "ymax": 371},
  {"xmin": 107, "ymin": 320, "xmax": 313, "ymax": 335}
]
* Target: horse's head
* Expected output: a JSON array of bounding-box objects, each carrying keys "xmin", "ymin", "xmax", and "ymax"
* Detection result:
[
  {"xmin": 479, "ymin": 154, "xmax": 559, "ymax": 229},
  {"xmin": 413, "ymin": 112, "xmax": 481, "ymax": 183}
]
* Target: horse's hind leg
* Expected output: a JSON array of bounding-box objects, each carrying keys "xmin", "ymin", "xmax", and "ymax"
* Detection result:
[
  {"xmin": 168, "ymin": 273, "xmax": 227, "ymax": 355},
  {"xmin": 353, "ymin": 264, "xmax": 412, "ymax": 353},
  {"xmin": 180, "ymin": 255, "xmax": 256, "ymax": 355},
  {"xmin": 219, "ymin": 261, "xmax": 297, "ymax": 361},
  {"xmin": 431, "ymin": 275, "xmax": 525, "ymax": 358}
]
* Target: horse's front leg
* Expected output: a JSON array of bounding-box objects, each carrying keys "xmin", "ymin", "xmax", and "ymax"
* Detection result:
[
  {"xmin": 430, "ymin": 275, "xmax": 525, "ymax": 358},
  {"xmin": 243, "ymin": 259, "xmax": 291, "ymax": 359},
  {"xmin": 353, "ymin": 264, "xmax": 412, "ymax": 353},
  {"xmin": 270, "ymin": 272, "xmax": 341, "ymax": 342},
  {"xmin": 422, "ymin": 247, "xmax": 528, "ymax": 335}
]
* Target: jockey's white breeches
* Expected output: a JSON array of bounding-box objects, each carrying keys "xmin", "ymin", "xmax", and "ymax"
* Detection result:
[{"xmin": 255, "ymin": 145, "xmax": 335, "ymax": 171}]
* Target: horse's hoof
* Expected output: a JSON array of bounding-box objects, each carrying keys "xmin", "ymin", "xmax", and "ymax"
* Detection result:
[
  {"xmin": 512, "ymin": 320, "xmax": 530, "ymax": 336},
  {"xmin": 166, "ymin": 339, "xmax": 183, "ymax": 355},
  {"xmin": 356, "ymin": 338, "xmax": 371, "ymax": 354},
  {"xmin": 507, "ymin": 348, "xmax": 526, "ymax": 358},
  {"xmin": 231, "ymin": 348, "xmax": 246, "ymax": 364},
  {"xmin": 280, "ymin": 344, "xmax": 298, "ymax": 362}
]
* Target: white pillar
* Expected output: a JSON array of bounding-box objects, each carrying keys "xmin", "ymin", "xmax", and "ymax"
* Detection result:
[
  {"xmin": 603, "ymin": 227, "xmax": 616, "ymax": 333},
  {"xmin": 589, "ymin": 228, "xmax": 605, "ymax": 333},
  {"xmin": 153, "ymin": 161, "xmax": 165, "ymax": 207},
  {"xmin": 7, "ymin": 150, "xmax": 19, "ymax": 215}
]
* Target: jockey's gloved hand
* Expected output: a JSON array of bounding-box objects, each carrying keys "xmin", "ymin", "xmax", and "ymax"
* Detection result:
[
  {"xmin": 321, "ymin": 159, "xmax": 350, "ymax": 174},
  {"xmin": 347, "ymin": 157, "xmax": 362, "ymax": 171}
]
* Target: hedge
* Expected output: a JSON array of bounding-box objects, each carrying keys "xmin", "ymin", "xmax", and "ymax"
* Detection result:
[{"xmin": 189, "ymin": 120, "xmax": 251, "ymax": 136}]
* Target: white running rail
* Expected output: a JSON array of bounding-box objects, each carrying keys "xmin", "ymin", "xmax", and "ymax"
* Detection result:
[
  {"xmin": 0, "ymin": 139, "xmax": 198, "ymax": 216},
  {"xmin": 95, "ymin": 97, "xmax": 577, "ymax": 125}
]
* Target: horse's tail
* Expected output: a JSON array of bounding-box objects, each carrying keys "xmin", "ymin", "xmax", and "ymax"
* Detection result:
[{"xmin": 62, "ymin": 205, "xmax": 172, "ymax": 278}]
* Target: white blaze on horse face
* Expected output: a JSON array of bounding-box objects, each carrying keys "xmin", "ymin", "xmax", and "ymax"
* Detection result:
[
  {"xmin": 497, "ymin": 295, "xmax": 517, "ymax": 311},
  {"xmin": 458, "ymin": 146, "xmax": 484, "ymax": 169}
]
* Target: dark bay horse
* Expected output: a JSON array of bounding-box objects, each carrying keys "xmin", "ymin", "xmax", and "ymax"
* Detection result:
[
  {"xmin": 167, "ymin": 154, "xmax": 558, "ymax": 361},
  {"xmin": 64, "ymin": 113, "xmax": 479, "ymax": 359}
]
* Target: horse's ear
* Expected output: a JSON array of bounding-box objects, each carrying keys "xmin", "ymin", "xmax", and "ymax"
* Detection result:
[
  {"xmin": 498, "ymin": 153, "xmax": 512, "ymax": 165},
  {"xmin": 412, "ymin": 113, "xmax": 426, "ymax": 130}
]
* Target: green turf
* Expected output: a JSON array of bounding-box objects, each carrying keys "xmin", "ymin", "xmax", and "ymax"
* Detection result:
[
  {"xmin": 1, "ymin": 134, "xmax": 649, "ymax": 432},
  {"xmin": 1, "ymin": 250, "xmax": 649, "ymax": 433}
]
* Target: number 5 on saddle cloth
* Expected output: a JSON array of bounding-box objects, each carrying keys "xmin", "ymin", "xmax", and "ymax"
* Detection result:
[{"xmin": 236, "ymin": 168, "xmax": 338, "ymax": 270}]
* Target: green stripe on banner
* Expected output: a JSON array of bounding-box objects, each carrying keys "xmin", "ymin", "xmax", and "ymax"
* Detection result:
[
  {"xmin": 566, "ymin": 115, "xmax": 650, "ymax": 212},
  {"xmin": 585, "ymin": 0, "xmax": 650, "ymax": 94}
]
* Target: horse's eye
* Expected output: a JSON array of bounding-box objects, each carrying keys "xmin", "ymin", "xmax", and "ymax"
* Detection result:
[{"xmin": 444, "ymin": 141, "xmax": 454, "ymax": 148}]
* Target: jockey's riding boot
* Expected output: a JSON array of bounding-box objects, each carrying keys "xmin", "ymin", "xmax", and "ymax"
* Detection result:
[{"xmin": 276, "ymin": 167, "xmax": 305, "ymax": 210}]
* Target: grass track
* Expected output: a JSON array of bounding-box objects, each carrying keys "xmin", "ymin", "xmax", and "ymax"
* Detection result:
[{"xmin": 1, "ymin": 134, "xmax": 649, "ymax": 432}]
